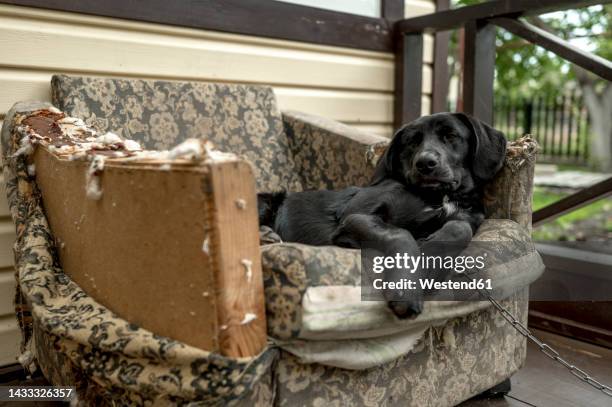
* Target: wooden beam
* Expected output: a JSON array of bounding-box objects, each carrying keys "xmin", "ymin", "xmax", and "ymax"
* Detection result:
[
  {"xmin": 381, "ymin": 0, "xmax": 405, "ymax": 22},
  {"xmin": 394, "ymin": 33, "xmax": 423, "ymax": 128},
  {"xmin": 533, "ymin": 176, "xmax": 612, "ymax": 227},
  {"xmin": 432, "ymin": 0, "xmax": 450, "ymax": 113},
  {"xmin": 0, "ymin": 0, "xmax": 393, "ymax": 51},
  {"xmin": 462, "ymin": 20, "xmax": 496, "ymax": 124},
  {"xmin": 529, "ymin": 308, "xmax": 612, "ymax": 349},
  {"xmin": 492, "ymin": 17, "xmax": 612, "ymax": 82},
  {"xmin": 397, "ymin": 0, "xmax": 610, "ymax": 33}
]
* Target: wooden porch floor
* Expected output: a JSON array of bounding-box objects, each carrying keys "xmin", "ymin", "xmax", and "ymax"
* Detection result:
[{"xmin": 460, "ymin": 329, "xmax": 612, "ymax": 407}]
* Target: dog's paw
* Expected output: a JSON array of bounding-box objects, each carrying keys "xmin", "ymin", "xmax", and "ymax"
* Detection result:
[{"xmin": 387, "ymin": 299, "xmax": 423, "ymax": 319}]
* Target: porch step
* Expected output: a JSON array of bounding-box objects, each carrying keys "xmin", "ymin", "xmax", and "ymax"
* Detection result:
[{"xmin": 534, "ymin": 169, "xmax": 611, "ymax": 189}]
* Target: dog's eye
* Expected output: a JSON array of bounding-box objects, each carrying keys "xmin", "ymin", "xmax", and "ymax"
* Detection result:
[
  {"xmin": 406, "ymin": 132, "xmax": 422, "ymax": 145},
  {"xmin": 443, "ymin": 133, "xmax": 456, "ymax": 142}
]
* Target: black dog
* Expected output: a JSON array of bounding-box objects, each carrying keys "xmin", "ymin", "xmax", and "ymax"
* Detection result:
[{"xmin": 258, "ymin": 112, "xmax": 507, "ymax": 318}]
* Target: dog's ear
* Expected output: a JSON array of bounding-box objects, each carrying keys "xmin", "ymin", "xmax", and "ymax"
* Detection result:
[
  {"xmin": 370, "ymin": 125, "xmax": 407, "ymax": 185},
  {"xmin": 453, "ymin": 113, "xmax": 507, "ymax": 183}
]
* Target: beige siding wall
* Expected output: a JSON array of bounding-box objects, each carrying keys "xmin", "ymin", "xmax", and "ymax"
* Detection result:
[{"xmin": 0, "ymin": 1, "xmax": 435, "ymax": 365}]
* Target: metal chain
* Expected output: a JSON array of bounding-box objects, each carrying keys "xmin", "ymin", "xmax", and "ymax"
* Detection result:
[
  {"xmin": 486, "ymin": 294, "xmax": 612, "ymax": 397},
  {"xmin": 459, "ymin": 273, "xmax": 612, "ymax": 398}
]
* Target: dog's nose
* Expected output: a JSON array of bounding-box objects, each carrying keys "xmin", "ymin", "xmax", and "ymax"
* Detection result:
[{"xmin": 415, "ymin": 152, "xmax": 439, "ymax": 173}]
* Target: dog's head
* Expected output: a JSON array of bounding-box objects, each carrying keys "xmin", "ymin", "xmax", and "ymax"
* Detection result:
[{"xmin": 371, "ymin": 112, "xmax": 507, "ymax": 193}]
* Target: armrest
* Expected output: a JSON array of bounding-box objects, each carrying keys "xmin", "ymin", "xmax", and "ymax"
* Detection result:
[
  {"xmin": 3, "ymin": 104, "xmax": 267, "ymax": 358},
  {"xmin": 282, "ymin": 110, "xmax": 389, "ymax": 190},
  {"xmin": 484, "ymin": 136, "xmax": 539, "ymax": 231}
]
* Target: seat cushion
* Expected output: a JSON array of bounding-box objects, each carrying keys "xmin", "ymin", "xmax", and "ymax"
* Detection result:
[
  {"xmin": 51, "ymin": 75, "xmax": 302, "ymax": 192},
  {"xmin": 261, "ymin": 219, "xmax": 544, "ymax": 342}
]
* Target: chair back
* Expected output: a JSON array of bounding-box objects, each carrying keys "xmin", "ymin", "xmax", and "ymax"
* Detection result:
[{"xmin": 51, "ymin": 75, "xmax": 302, "ymax": 192}]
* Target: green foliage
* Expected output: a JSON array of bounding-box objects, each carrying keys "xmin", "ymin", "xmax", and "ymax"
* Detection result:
[
  {"xmin": 451, "ymin": 1, "xmax": 612, "ymax": 98},
  {"xmin": 532, "ymin": 187, "xmax": 612, "ymax": 241}
]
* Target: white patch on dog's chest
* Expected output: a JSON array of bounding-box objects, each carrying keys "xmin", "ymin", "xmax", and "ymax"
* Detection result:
[{"xmin": 442, "ymin": 195, "xmax": 458, "ymax": 216}]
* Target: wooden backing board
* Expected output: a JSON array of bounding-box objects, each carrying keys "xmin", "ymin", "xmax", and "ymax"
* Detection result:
[{"xmin": 33, "ymin": 146, "xmax": 267, "ymax": 358}]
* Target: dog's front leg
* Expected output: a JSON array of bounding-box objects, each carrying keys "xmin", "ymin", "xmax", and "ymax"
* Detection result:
[
  {"xmin": 419, "ymin": 219, "xmax": 474, "ymax": 284},
  {"xmin": 421, "ymin": 219, "xmax": 473, "ymax": 247},
  {"xmin": 332, "ymin": 213, "xmax": 424, "ymax": 319}
]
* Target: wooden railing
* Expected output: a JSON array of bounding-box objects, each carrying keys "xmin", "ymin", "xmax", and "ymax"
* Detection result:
[
  {"xmin": 394, "ymin": 0, "xmax": 612, "ymax": 226},
  {"xmin": 495, "ymin": 91, "xmax": 591, "ymax": 165}
]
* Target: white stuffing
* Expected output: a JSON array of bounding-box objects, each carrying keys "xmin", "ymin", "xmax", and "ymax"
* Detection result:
[
  {"xmin": 241, "ymin": 259, "xmax": 253, "ymax": 283},
  {"xmin": 240, "ymin": 313, "xmax": 257, "ymax": 325},
  {"xmin": 202, "ymin": 236, "xmax": 210, "ymax": 255},
  {"xmin": 168, "ymin": 138, "xmax": 204, "ymax": 160},
  {"xmin": 235, "ymin": 198, "xmax": 247, "ymax": 210},
  {"xmin": 126, "ymin": 140, "xmax": 236, "ymax": 163},
  {"xmin": 58, "ymin": 120, "xmax": 96, "ymax": 139},
  {"xmin": 68, "ymin": 150, "xmax": 89, "ymax": 161},
  {"xmin": 58, "ymin": 117, "xmax": 86, "ymax": 127},
  {"xmin": 18, "ymin": 350, "xmax": 37, "ymax": 373},
  {"xmin": 21, "ymin": 112, "xmax": 245, "ymax": 194},
  {"xmin": 27, "ymin": 164, "xmax": 36, "ymax": 176},
  {"xmin": 123, "ymin": 139, "xmax": 142, "ymax": 151},
  {"xmin": 202, "ymin": 291, "xmax": 210, "ymax": 297},
  {"xmin": 96, "ymin": 132, "xmax": 122, "ymax": 145},
  {"xmin": 85, "ymin": 155, "xmax": 105, "ymax": 200},
  {"xmin": 13, "ymin": 135, "xmax": 34, "ymax": 157},
  {"xmin": 203, "ymin": 140, "xmax": 236, "ymax": 162}
]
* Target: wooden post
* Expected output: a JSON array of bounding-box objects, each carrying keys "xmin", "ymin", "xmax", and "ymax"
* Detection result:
[
  {"xmin": 457, "ymin": 28, "xmax": 465, "ymax": 113},
  {"xmin": 432, "ymin": 0, "xmax": 450, "ymax": 113},
  {"xmin": 381, "ymin": 0, "xmax": 404, "ymax": 22},
  {"xmin": 394, "ymin": 33, "xmax": 423, "ymax": 128},
  {"xmin": 462, "ymin": 19, "xmax": 496, "ymax": 124},
  {"xmin": 523, "ymin": 100, "xmax": 533, "ymax": 135}
]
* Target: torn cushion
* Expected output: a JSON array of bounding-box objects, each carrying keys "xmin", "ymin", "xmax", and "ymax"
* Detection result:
[
  {"xmin": 51, "ymin": 74, "xmax": 302, "ymax": 193},
  {"xmin": 2, "ymin": 102, "xmax": 278, "ymax": 406}
]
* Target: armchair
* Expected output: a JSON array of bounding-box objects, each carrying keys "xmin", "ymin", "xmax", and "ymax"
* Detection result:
[{"xmin": 1, "ymin": 75, "xmax": 543, "ymax": 406}]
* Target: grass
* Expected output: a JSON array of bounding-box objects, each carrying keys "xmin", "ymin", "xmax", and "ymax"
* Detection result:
[{"xmin": 532, "ymin": 187, "xmax": 612, "ymax": 241}]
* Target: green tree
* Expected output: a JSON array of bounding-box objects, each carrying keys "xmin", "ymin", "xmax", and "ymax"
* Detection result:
[{"xmin": 450, "ymin": 1, "xmax": 612, "ymax": 170}]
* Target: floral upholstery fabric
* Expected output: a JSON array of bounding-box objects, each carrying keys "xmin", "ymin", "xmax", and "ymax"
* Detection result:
[
  {"xmin": 260, "ymin": 243, "xmax": 361, "ymax": 340},
  {"xmin": 2, "ymin": 102, "xmax": 277, "ymax": 406},
  {"xmin": 51, "ymin": 75, "xmax": 302, "ymax": 193},
  {"xmin": 272, "ymin": 291, "xmax": 528, "ymax": 407},
  {"xmin": 484, "ymin": 137, "xmax": 538, "ymax": 231},
  {"xmin": 282, "ymin": 110, "xmax": 389, "ymax": 190}
]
